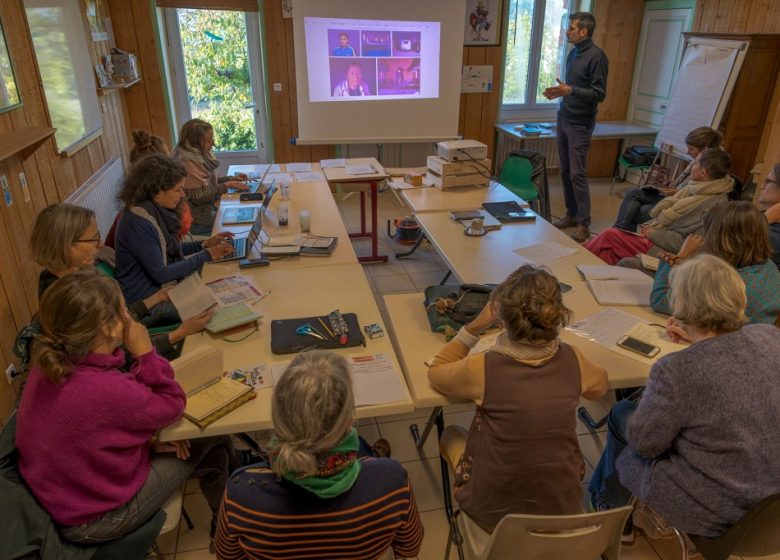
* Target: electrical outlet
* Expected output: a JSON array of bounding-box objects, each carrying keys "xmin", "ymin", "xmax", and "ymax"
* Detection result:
[
  {"xmin": 5, "ymin": 364, "xmax": 17, "ymax": 385},
  {"xmin": 273, "ymin": 82, "xmax": 282, "ymax": 92},
  {"xmin": 19, "ymin": 171, "xmax": 30, "ymax": 202}
]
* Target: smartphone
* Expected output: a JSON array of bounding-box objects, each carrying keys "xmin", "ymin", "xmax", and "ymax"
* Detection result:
[
  {"xmin": 617, "ymin": 335, "xmax": 660, "ymax": 358},
  {"xmin": 507, "ymin": 210, "xmax": 536, "ymax": 222},
  {"xmin": 239, "ymin": 257, "xmax": 270, "ymax": 269}
]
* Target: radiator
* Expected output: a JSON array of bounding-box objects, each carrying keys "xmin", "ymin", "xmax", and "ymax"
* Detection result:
[
  {"xmin": 66, "ymin": 157, "xmax": 124, "ymax": 238},
  {"xmin": 495, "ymin": 135, "xmax": 560, "ymax": 175}
]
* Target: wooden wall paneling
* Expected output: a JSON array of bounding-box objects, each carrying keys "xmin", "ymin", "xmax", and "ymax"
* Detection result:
[
  {"xmin": 458, "ymin": 49, "xmax": 468, "ymax": 139},
  {"xmin": 729, "ymin": 2, "xmax": 751, "ymax": 34},
  {"xmin": 696, "ymin": 0, "xmax": 721, "ymax": 32},
  {"xmin": 283, "ymin": 16, "xmax": 311, "ymax": 163},
  {"xmin": 263, "ymin": 0, "xmax": 293, "ymax": 163},
  {"xmin": 763, "ymin": 3, "xmax": 780, "ymax": 33},
  {"xmin": 461, "ymin": 47, "xmax": 487, "ymax": 142},
  {"xmin": 71, "ymin": 149, "xmax": 93, "ymax": 188},
  {"xmin": 479, "ymin": 47, "xmax": 503, "ymax": 163},
  {"xmin": 130, "ymin": 1, "xmax": 170, "ymax": 143},
  {"xmin": 745, "ymin": 0, "xmax": 770, "ymax": 33},
  {"xmin": 0, "ymin": 283, "xmax": 20, "ymax": 423},
  {"xmin": 0, "ymin": 170, "xmax": 34, "ymax": 328}
]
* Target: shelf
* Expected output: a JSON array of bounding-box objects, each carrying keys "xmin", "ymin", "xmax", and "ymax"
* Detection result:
[
  {"xmin": 0, "ymin": 126, "xmax": 56, "ymax": 162},
  {"xmin": 97, "ymin": 78, "xmax": 141, "ymax": 95}
]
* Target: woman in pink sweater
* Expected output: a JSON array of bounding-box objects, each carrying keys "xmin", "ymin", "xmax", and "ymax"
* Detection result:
[{"xmin": 16, "ymin": 270, "xmax": 234, "ymax": 544}]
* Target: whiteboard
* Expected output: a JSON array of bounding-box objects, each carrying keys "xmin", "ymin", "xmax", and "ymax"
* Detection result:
[{"xmin": 655, "ymin": 38, "xmax": 746, "ymax": 152}]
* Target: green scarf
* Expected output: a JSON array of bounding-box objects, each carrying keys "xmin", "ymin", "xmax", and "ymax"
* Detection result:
[{"xmin": 279, "ymin": 428, "xmax": 362, "ymax": 499}]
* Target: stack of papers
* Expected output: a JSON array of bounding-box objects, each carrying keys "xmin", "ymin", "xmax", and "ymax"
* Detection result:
[
  {"xmin": 346, "ymin": 164, "xmax": 376, "ymax": 175},
  {"xmin": 577, "ymin": 264, "xmax": 653, "ymax": 306},
  {"xmin": 320, "ymin": 158, "xmax": 347, "ymax": 168},
  {"xmin": 514, "ymin": 241, "xmax": 577, "ymax": 263}
]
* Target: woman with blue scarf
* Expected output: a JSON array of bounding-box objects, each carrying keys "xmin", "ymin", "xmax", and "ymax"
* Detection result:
[{"xmin": 215, "ymin": 350, "xmax": 424, "ymax": 560}]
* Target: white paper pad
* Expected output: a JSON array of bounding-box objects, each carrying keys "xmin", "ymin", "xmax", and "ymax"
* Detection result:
[
  {"xmin": 514, "ymin": 241, "xmax": 577, "ymax": 263},
  {"xmin": 566, "ymin": 308, "xmax": 647, "ymax": 347},
  {"xmin": 349, "ymin": 354, "xmax": 408, "ymax": 406},
  {"xmin": 346, "ymin": 164, "xmax": 376, "ymax": 175},
  {"xmin": 286, "ymin": 162, "xmax": 313, "ymax": 172},
  {"xmin": 294, "ymin": 171, "xmax": 326, "ymax": 182},
  {"xmin": 320, "ymin": 158, "xmax": 347, "ymax": 168},
  {"xmin": 577, "ymin": 264, "xmax": 653, "ymax": 306}
]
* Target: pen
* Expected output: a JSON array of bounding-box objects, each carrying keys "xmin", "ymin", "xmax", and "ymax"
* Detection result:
[{"xmin": 318, "ymin": 317, "xmax": 335, "ymax": 338}]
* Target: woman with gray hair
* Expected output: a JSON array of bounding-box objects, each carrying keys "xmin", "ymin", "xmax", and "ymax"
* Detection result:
[
  {"xmin": 588, "ymin": 254, "xmax": 780, "ymax": 539},
  {"xmin": 215, "ymin": 350, "xmax": 423, "ymax": 560}
]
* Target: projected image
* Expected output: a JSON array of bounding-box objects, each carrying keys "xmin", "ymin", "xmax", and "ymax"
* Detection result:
[
  {"xmin": 304, "ymin": 17, "xmax": 440, "ymax": 102},
  {"xmin": 392, "ymin": 31, "xmax": 421, "ymax": 56},
  {"xmin": 361, "ymin": 30, "xmax": 391, "ymax": 57},
  {"xmin": 330, "ymin": 58, "xmax": 376, "ymax": 97},
  {"xmin": 378, "ymin": 58, "xmax": 419, "ymax": 95},
  {"xmin": 328, "ymin": 29, "xmax": 359, "ymax": 56}
]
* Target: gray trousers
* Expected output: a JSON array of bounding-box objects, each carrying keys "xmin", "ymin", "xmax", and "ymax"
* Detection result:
[
  {"xmin": 557, "ymin": 116, "xmax": 595, "ymax": 226},
  {"xmin": 60, "ymin": 435, "xmax": 233, "ymax": 544}
]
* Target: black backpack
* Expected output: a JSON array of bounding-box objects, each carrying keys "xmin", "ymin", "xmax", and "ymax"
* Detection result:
[{"xmin": 623, "ymin": 145, "xmax": 658, "ymax": 166}]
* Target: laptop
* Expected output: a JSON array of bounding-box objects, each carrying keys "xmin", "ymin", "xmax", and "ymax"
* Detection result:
[
  {"xmin": 221, "ymin": 180, "xmax": 277, "ymax": 226},
  {"xmin": 209, "ymin": 214, "xmax": 264, "ymax": 263},
  {"xmin": 227, "ymin": 162, "xmax": 274, "ymax": 194}
]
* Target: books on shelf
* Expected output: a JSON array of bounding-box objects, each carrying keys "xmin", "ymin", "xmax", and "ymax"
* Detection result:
[{"xmin": 172, "ymin": 346, "xmax": 256, "ymax": 428}]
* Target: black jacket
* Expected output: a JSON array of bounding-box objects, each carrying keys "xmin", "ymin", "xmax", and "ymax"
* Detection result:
[{"xmin": 559, "ymin": 38, "xmax": 608, "ymax": 126}]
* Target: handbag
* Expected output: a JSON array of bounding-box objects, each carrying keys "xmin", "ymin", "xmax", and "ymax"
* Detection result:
[
  {"xmin": 423, "ymin": 284, "xmax": 495, "ymax": 334},
  {"xmin": 623, "ymin": 145, "xmax": 658, "ymax": 166}
]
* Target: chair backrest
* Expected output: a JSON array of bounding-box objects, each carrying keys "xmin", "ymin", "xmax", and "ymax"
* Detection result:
[
  {"xmin": 476, "ymin": 506, "xmax": 633, "ymax": 560},
  {"xmin": 691, "ymin": 494, "xmax": 780, "ymax": 560},
  {"xmin": 498, "ymin": 153, "xmax": 539, "ymax": 202}
]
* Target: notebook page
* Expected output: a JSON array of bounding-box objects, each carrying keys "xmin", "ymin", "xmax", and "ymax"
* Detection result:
[{"xmin": 185, "ymin": 378, "xmax": 251, "ymax": 421}]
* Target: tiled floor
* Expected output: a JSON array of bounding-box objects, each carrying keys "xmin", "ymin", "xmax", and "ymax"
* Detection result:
[{"xmin": 161, "ymin": 177, "xmax": 761, "ymax": 559}]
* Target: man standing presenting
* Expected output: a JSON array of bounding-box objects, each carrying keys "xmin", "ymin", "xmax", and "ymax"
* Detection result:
[{"xmin": 544, "ymin": 12, "xmax": 608, "ymax": 243}]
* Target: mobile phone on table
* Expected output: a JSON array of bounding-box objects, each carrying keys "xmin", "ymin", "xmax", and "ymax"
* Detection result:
[
  {"xmin": 617, "ymin": 335, "xmax": 660, "ymax": 358},
  {"xmin": 240, "ymin": 192, "xmax": 264, "ymax": 202},
  {"xmin": 239, "ymin": 257, "xmax": 270, "ymax": 269}
]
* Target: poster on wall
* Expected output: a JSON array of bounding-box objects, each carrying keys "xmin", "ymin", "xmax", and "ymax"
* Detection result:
[
  {"xmin": 282, "ymin": 0, "xmax": 293, "ymax": 19},
  {"xmin": 84, "ymin": 0, "xmax": 108, "ymax": 41},
  {"xmin": 464, "ymin": 0, "xmax": 502, "ymax": 46}
]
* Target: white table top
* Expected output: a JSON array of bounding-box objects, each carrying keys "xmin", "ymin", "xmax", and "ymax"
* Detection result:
[
  {"xmin": 322, "ymin": 157, "xmax": 388, "ymax": 183},
  {"xmin": 160, "ymin": 264, "xmax": 414, "ymax": 441},
  {"xmin": 495, "ymin": 121, "xmax": 658, "ymax": 141},
  {"xmin": 414, "ymin": 210, "xmax": 605, "ymax": 285},
  {"xmin": 398, "ymin": 181, "xmax": 529, "ymax": 214},
  {"xmin": 212, "ymin": 180, "xmax": 358, "ymax": 270}
]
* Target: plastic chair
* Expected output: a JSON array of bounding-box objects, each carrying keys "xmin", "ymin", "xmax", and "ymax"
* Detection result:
[
  {"xmin": 609, "ymin": 154, "xmax": 653, "ymax": 196},
  {"xmin": 497, "ymin": 150, "xmax": 551, "ymax": 221},
  {"xmin": 446, "ymin": 506, "xmax": 633, "ymax": 560}
]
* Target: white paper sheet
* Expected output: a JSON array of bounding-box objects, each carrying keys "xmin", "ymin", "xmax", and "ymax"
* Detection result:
[
  {"xmin": 206, "ymin": 275, "xmax": 265, "ymax": 306},
  {"xmin": 349, "ymin": 354, "xmax": 408, "ymax": 406},
  {"xmin": 294, "ymin": 171, "xmax": 326, "ymax": 182},
  {"xmin": 168, "ymin": 274, "xmax": 219, "ymax": 320},
  {"xmin": 514, "ymin": 241, "xmax": 577, "ymax": 263},
  {"xmin": 346, "ymin": 164, "xmax": 376, "ymax": 175},
  {"xmin": 286, "ymin": 162, "xmax": 313, "ymax": 172},
  {"xmin": 320, "ymin": 158, "xmax": 347, "ymax": 168},
  {"xmin": 566, "ymin": 308, "xmax": 647, "ymax": 347},
  {"xmin": 263, "ymin": 173, "xmax": 293, "ymax": 186}
]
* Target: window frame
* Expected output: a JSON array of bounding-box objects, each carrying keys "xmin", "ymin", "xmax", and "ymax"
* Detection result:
[{"xmin": 499, "ymin": 0, "xmax": 590, "ymax": 122}]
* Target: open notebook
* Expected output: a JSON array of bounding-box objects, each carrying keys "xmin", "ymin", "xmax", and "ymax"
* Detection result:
[
  {"xmin": 577, "ymin": 264, "xmax": 653, "ymax": 306},
  {"xmin": 172, "ymin": 346, "xmax": 256, "ymax": 428}
]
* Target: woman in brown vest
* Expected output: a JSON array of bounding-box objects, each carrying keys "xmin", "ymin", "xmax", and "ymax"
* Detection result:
[{"xmin": 428, "ymin": 265, "xmax": 608, "ymax": 532}]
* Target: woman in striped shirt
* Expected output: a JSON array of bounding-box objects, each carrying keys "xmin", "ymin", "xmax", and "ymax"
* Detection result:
[{"xmin": 215, "ymin": 350, "xmax": 423, "ymax": 560}]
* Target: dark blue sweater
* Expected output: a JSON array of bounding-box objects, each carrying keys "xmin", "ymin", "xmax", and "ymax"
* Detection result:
[
  {"xmin": 115, "ymin": 208, "xmax": 211, "ymax": 303},
  {"xmin": 559, "ymin": 38, "xmax": 608, "ymax": 126}
]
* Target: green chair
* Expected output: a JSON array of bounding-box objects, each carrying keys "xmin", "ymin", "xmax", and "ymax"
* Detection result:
[{"xmin": 497, "ymin": 151, "xmax": 551, "ymax": 221}]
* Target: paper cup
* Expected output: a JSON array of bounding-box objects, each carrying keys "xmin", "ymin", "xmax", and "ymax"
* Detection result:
[{"xmin": 299, "ymin": 210, "xmax": 311, "ymax": 232}]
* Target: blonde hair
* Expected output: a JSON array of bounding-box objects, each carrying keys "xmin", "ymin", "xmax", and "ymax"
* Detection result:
[
  {"xmin": 177, "ymin": 118, "xmax": 213, "ymax": 156},
  {"xmin": 494, "ymin": 265, "xmax": 572, "ymax": 343},
  {"xmin": 33, "ymin": 269, "xmax": 125, "ymax": 383},
  {"xmin": 270, "ymin": 350, "xmax": 354, "ymax": 476},
  {"xmin": 669, "ymin": 254, "xmax": 747, "ymax": 334},
  {"xmin": 31, "ymin": 204, "xmax": 95, "ymax": 271}
]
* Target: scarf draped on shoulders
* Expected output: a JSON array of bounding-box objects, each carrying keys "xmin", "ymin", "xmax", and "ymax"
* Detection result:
[
  {"xmin": 134, "ymin": 200, "xmax": 183, "ymax": 264},
  {"xmin": 172, "ymin": 144, "xmax": 220, "ymax": 190},
  {"xmin": 649, "ymin": 175, "xmax": 733, "ymax": 228}
]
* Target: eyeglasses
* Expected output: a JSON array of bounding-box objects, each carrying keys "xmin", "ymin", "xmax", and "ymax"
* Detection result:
[{"xmin": 76, "ymin": 235, "xmax": 101, "ymax": 245}]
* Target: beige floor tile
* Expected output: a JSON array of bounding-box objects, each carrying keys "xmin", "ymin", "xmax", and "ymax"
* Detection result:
[
  {"xmin": 356, "ymin": 421, "xmax": 381, "ymax": 446},
  {"xmin": 378, "ymin": 417, "xmax": 440, "ymax": 462},
  {"xmin": 364, "ymin": 258, "xmax": 408, "ymax": 278},
  {"xmin": 155, "ymin": 521, "xmax": 179, "ymax": 555},
  {"xmin": 401, "ymin": 256, "xmax": 447, "ymax": 275},
  {"xmin": 418, "ymin": 509, "xmax": 458, "ymax": 560},
  {"xmin": 618, "ymin": 535, "xmax": 663, "ymax": 559},
  {"xmin": 410, "ymin": 271, "xmax": 451, "ymax": 291},
  {"xmin": 176, "ymin": 493, "xmax": 213, "ymax": 553},
  {"xmin": 371, "ymin": 273, "xmax": 417, "ymax": 294},
  {"xmin": 404, "ymin": 458, "xmax": 446, "ymax": 512}
]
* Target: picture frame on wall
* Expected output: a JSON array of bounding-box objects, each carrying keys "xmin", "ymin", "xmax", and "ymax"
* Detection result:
[
  {"xmin": 464, "ymin": 0, "xmax": 502, "ymax": 46},
  {"xmin": 84, "ymin": 0, "xmax": 108, "ymax": 41}
]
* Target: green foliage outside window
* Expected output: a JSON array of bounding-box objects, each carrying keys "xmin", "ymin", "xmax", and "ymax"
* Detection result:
[{"xmin": 178, "ymin": 9, "xmax": 256, "ymax": 152}]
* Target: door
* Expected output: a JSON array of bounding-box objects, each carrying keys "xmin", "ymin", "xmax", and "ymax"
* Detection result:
[
  {"xmin": 627, "ymin": 2, "xmax": 694, "ymax": 129},
  {"xmin": 162, "ymin": 8, "xmax": 270, "ymax": 171}
]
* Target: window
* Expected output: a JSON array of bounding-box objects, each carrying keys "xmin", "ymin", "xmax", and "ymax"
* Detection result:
[
  {"xmin": 501, "ymin": 0, "xmax": 579, "ymax": 120},
  {"xmin": 25, "ymin": 0, "xmax": 102, "ymax": 154}
]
